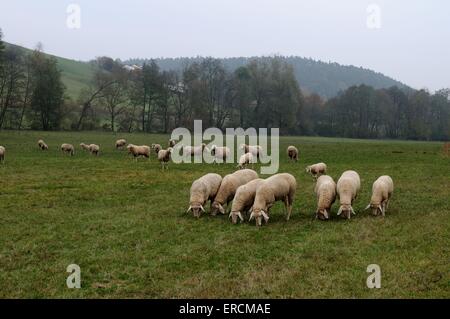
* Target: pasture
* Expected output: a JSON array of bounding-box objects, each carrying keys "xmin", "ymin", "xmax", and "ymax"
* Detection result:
[{"xmin": 0, "ymin": 130, "xmax": 448, "ymax": 298}]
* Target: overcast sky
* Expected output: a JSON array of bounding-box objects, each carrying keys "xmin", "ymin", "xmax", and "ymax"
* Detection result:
[{"xmin": 1, "ymin": 0, "xmax": 449, "ymax": 91}]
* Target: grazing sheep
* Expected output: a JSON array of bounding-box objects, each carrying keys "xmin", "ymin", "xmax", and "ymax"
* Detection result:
[
  {"xmin": 240, "ymin": 144, "xmax": 263, "ymax": 159},
  {"xmin": 211, "ymin": 169, "xmax": 259, "ymax": 215},
  {"xmin": 0, "ymin": 146, "xmax": 5, "ymax": 163},
  {"xmin": 250, "ymin": 173, "xmax": 297, "ymax": 226},
  {"xmin": 229, "ymin": 178, "xmax": 265, "ymax": 224},
  {"xmin": 237, "ymin": 152, "xmax": 254, "ymax": 169},
  {"xmin": 365, "ymin": 175, "xmax": 394, "ymax": 216},
  {"xmin": 211, "ymin": 145, "xmax": 230, "ymax": 163},
  {"xmin": 80, "ymin": 143, "xmax": 90, "ymax": 151},
  {"xmin": 158, "ymin": 148, "xmax": 173, "ymax": 169},
  {"xmin": 169, "ymin": 139, "xmax": 177, "ymax": 147},
  {"xmin": 314, "ymin": 175, "xmax": 337, "ymax": 220},
  {"xmin": 287, "ymin": 145, "xmax": 299, "ymax": 162},
  {"xmin": 37, "ymin": 139, "xmax": 48, "ymax": 150},
  {"xmin": 115, "ymin": 139, "xmax": 127, "ymax": 149},
  {"xmin": 151, "ymin": 144, "xmax": 162, "ymax": 155},
  {"xmin": 306, "ymin": 162, "xmax": 327, "ymax": 179},
  {"xmin": 187, "ymin": 173, "xmax": 223, "ymax": 218},
  {"xmin": 127, "ymin": 144, "xmax": 150, "ymax": 160},
  {"xmin": 336, "ymin": 170, "xmax": 361, "ymax": 219},
  {"xmin": 183, "ymin": 143, "xmax": 208, "ymax": 157},
  {"xmin": 61, "ymin": 143, "xmax": 75, "ymax": 156},
  {"xmin": 88, "ymin": 144, "xmax": 100, "ymax": 156}
]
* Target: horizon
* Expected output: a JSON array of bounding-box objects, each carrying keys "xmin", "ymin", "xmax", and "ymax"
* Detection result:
[{"xmin": 1, "ymin": 0, "xmax": 449, "ymax": 92}]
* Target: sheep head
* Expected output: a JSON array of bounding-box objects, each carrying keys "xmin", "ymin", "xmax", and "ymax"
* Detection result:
[
  {"xmin": 187, "ymin": 204, "xmax": 205, "ymax": 218},
  {"xmin": 211, "ymin": 201, "xmax": 225, "ymax": 215},
  {"xmin": 316, "ymin": 209, "xmax": 330, "ymax": 220},
  {"xmin": 229, "ymin": 211, "xmax": 244, "ymax": 224},
  {"xmin": 365, "ymin": 203, "xmax": 383, "ymax": 216},
  {"xmin": 337, "ymin": 204, "xmax": 355, "ymax": 219},
  {"xmin": 249, "ymin": 208, "xmax": 269, "ymax": 226}
]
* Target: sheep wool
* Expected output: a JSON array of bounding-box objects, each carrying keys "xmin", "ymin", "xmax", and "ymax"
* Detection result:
[
  {"xmin": 365, "ymin": 175, "xmax": 394, "ymax": 216},
  {"xmin": 306, "ymin": 162, "xmax": 327, "ymax": 179},
  {"xmin": 229, "ymin": 178, "xmax": 265, "ymax": 224},
  {"xmin": 211, "ymin": 169, "xmax": 259, "ymax": 215},
  {"xmin": 287, "ymin": 145, "xmax": 299, "ymax": 162},
  {"xmin": 187, "ymin": 173, "xmax": 223, "ymax": 218},
  {"xmin": 37, "ymin": 139, "xmax": 48, "ymax": 150},
  {"xmin": 314, "ymin": 175, "xmax": 336, "ymax": 220},
  {"xmin": 0, "ymin": 146, "xmax": 5, "ymax": 163},
  {"xmin": 88, "ymin": 144, "xmax": 100, "ymax": 156},
  {"xmin": 250, "ymin": 173, "xmax": 297, "ymax": 226},
  {"xmin": 115, "ymin": 139, "xmax": 127, "ymax": 149},
  {"xmin": 211, "ymin": 145, "xmax": 230, "ymax": 163},
  {"xmin": 336, "ymin": 170, "xmax": 361, "ymax": 219},
  {"xmin": 61, "ymin": 143, "xmax": 75, "ymax": 156},
  {"xmin": 127, "ymin": 144, "xmax": 150, "ymax": 160},
  {"xmin": 158, "ymin": 148, "xmax": 173, "ymax": 169},
  {"xmin": 237, "ymin": 152, "xmax": 254, "ymax": 169}
]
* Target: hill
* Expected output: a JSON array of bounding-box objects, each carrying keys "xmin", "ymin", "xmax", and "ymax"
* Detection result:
[
  {"xmin": 5, "ymin": 42, "xmax": 95, "ymax": 100},
  {"xmin": 126, "ymin": 56, "xmax": 410, "ymax": 98}
]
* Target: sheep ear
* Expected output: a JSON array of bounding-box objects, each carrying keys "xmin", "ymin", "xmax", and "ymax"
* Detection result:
[
  {"xmin": 364, "ymin": 204, "xmax": 371, "ymax": 210},
  {"xmin": 351, "ymin": 207, "xmax": 356, "ymax": 215},
  {"xmin": 261, "ymin": 211, "xmax": 269, "ymax": 223},
  {"xmin": 237, "ymin": 212, "xmax": 244, "ymax": 222},
  {"xmin": 249, "ymin": 212, "xmax": 255, "ymax": 221},
  {"xmin": 337, "ymin": 207, "xmax": 343, "ymax": 216},
  {"xmin": 200, "ymin": 205, "xmax": 205, "ymax": 213},
  {"xmin": 378, "ymin": 206, "xmax": 383, "ymax": 215},
  {"xmin": 228, "ymin": 212, "xmax": 233, "ymax": 219},
  {"xmin": 218, "ymin": 204, "xmax": 225, "ymax": 214},
  {"xmin": 186, "ymin": 206, "xmax": 192, "ymax": 213}
]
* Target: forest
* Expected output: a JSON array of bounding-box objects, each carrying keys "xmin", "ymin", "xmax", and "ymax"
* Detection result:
[{"xmin": 1, "ymin": 29, "xmax": 449, "ymax": 141}]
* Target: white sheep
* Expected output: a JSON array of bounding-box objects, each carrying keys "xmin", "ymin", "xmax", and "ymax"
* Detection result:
[
  {"xmin": 336, "ymin": 170, "xmax": 361, "ymax": 219},
  {"xmin": 306, "ymin": 162, "xmax": 327, "ymax": 179},
  {"xmin": 80, "ymin": 143, "xmax": 90, "ymax": 151},
  {"xmin": 158, "ymin": 148, "xmax": 173, "ymax": 170},
  {"xmin": 211, "ymin": 145, "xmax": 230, "ymax": 163},
  {"xmin": 240, "ymin": 144, "xmax": 263, "ymax": 159},
  {"xmin": 365, "ymin": 175, "xmax": 394, "ymax": 216},
  {"xmin": 250, "ymin": 173, "xmax": 297, "ymax": 226},
  {"xmin": 237, "ymin": 152, "xmax": 254, "ymax": 169},
  {"xmin": 211, "ymin": 169, "xmax": 259, "ymax": 215},
  {"xmin": 115, "ymin": 139, "xmax": 127, "ymax": 149},
  {"xmin": 127, "ymin": 144, "xmax": 150, "ymax": 160},
  {"xmin": 61, "ymin": 143, "xmax": 75, "ymax": 156},
  {"xmin": 168, "ymin": 139, "xmax": 177, "ymax": 147},
  {"xmin": 0, "ymin": 146, "xmax": 5, "ymax": 163},
  {"xmin": 229, "ymin": 178, "xmax": 265, "ymax": 224},
  {"xmin": 314, "ymin": 175, "xmax": 337, "ymax": 220},
  {"xmin": 183, "ymin": 143, "xmax": 208, "ymax": 157},
  {"xmin": 151, "ymin": 143, "xmax": 162, "ymax": 155},
  {"xmin": 37, "ymin": 139, "xmax": 48, "ymax": 150},
  {"xmin": 88, "ymin": 144, "xmax": 100, "ymax": 156},
  {"xmin": 187, "ymin": 173, "xmax": 223, "ymax": 218},
  {"xmin": 287, "ymin": 145, "xmax": 299, "ymax": 162}
]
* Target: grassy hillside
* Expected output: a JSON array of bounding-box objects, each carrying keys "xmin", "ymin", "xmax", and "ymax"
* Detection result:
[
  {"xmin": 0, "ymin": 131, "xmax": 448, "ymax": 298},
  {"xmin": 5, "ymin": 43, "xmax": 94, "ymax": 100}
]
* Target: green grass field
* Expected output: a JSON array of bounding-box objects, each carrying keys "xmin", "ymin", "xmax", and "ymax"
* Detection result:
[{"xmin": 0, "ymin": 131, "xmax": 448, "ymax": 298}]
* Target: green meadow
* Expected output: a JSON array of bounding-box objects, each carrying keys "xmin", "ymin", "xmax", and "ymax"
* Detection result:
[{"xmin": 0, "ymin": 130, "xmax": 448, "ymax": 298}]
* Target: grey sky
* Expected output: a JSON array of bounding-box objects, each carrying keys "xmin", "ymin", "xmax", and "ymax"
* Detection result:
[{"xmin": 1, "ymin": 0, "xmax": 449, "ymax": 92}]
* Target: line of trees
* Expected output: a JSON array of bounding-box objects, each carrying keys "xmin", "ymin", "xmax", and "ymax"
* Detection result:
[{"xmin": 1, "ymin": 30, "xmax": 449, "ymax": 140}]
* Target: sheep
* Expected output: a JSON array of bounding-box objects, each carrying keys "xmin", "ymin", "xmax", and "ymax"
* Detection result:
[
  {"xmin": 158, "ymin": 148, "xmax": 173, "ymax": 170},
  {"xmin": 37, "ymin": 139, "xmax": 48, "ymax": 150},
  {"xmin": 187, "ymin": 173, "xmax": 223, "ymax": 218},
  {"xmin": 169, "ymin": 139, "xmax": 177, "ymax": 147},
  {"xmin": 151, "ymin": 143, "xmax": 162, "ymax": 155},
  {"xmin": 336, "ymin": 170, "xmax": 361, "ymax": 219},
  {"xmin": 211, "ymin": 169, "xmax": 259, "ymax": 215},
  {"xmin": 80, "ymin": 143, "xmax": 90, "ymax": 151},
  {"xmin": 0, "ymin": 146, "xmax": 5, "ymax": 163},
  {"xmin": 364, "ymin": 175, "xmax": 394, "ymax": 217},
  {"xmin": 305, "ymin": 162, "xmax": 327, "ymax": 179},
  {"xmin": 88, "ymin": 144, "xmax": 100, "ymax": 156},
  {"xmin": 127, "ymin": 144, "xmax": 150, "ymax": 160},
  {"xmin": 250, "ymin": 173, "xmax": 297, "ymax": 226},
  {"xmin": 61, "ymin": 143, "xmax": 74, "ymax": 156},
  {"xmin": 314, "ymin": 175, "xmax": 337, "ymax": 220},
  {"xmin": 211, "ymin": 145, "xmax": 230, "ymax": 163},
  {"xmin": 237, "ymin": 152, "xmax": 254, "ymax": 169},
  {"xmin": 183, "ymin": 143, "xmax": 208, "ymax": 157},
  {"xmin": 115, "ymin": 139, "xmax": 127, "ymax": 149},
  {"xmin": 287, "ymin": 145, "xmax": 299, "ymax": 162},
  {"xmin": 229, "ymin": 178, "xmax": 265, "ymax": 224},
  {"xmin": 240, "ymin": 144, "xmax": 263, "ymax": 159}
]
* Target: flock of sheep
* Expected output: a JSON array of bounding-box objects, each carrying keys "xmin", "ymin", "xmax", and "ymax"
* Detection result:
[
  {"xmin": 0, "ymin": 138, "xmax": 394, "ymax": 227},
  {"xmin": 187, "ymin": 146, "xmax": 394, "ymax": 226}
]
